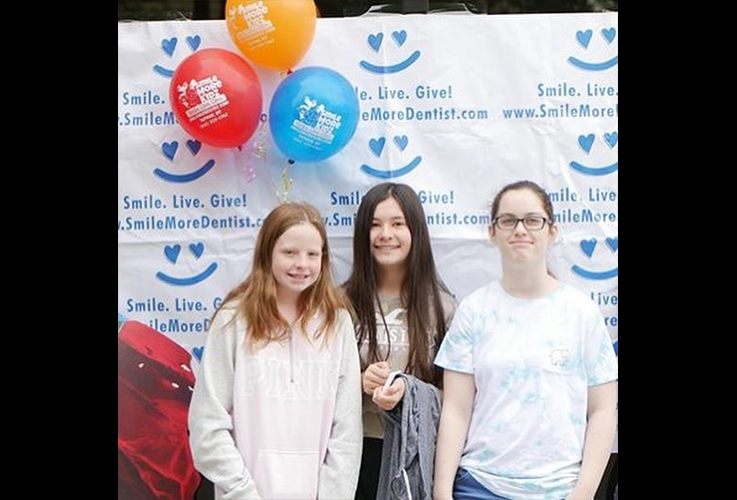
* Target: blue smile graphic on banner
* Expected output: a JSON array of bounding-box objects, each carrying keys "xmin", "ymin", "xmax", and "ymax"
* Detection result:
[
  {"xmin": 567, "ymin": 27, "xmax": 617, "ymax": 71},
  {"xmin": 153, "ymin": 35, "xmax": 202, "ymax": 78},
  {"xmin": 571, "ymin": 236, "xmax": 618, "ymax": 280},
  {"xmin": 569, "ymin": 131, "xmax": 618, "ymax": 176},
  {"xmin": 359, "ymin": 30, "xmax": 421, "ymax": 74},
  {"xmin": 153, "ymin": 138, "xmax": 216, "ymax": 183},
  {"xmin": 156, "ymin": 242, "xmax": 218, "ymax": 286},
  {"xmin": 360, "ymin": 134, "xmax": 422, "ymax": 178}
]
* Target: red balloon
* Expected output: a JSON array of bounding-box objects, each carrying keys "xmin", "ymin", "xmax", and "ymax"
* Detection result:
[{"xmin": 169, "ymin": 48, "xmax": 262, "ymax": 148}]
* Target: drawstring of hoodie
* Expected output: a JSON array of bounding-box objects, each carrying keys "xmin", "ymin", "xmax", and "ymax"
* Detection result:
[{"xmin": 288, "ymin": 328, "xmax": 295, "ymax": 383}]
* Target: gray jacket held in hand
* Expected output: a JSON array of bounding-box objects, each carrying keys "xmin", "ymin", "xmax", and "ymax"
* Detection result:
[{"xmin": 376, "ymin": 373, "xmax": 442, "ymax": 500}]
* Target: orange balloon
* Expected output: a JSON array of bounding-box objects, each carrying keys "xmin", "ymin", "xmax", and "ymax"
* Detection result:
[{"xmin": 226, "ymin": 0, "xmax": 316, "ymax": 72}]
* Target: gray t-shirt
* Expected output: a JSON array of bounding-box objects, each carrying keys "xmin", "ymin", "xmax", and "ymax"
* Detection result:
[{"xmin": 360, "ymin": 291, "xmax": 456, "ymax": 439}]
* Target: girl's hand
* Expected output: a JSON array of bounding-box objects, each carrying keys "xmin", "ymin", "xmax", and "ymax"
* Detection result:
[
  {"xmin": 362, "ymin": 361, "xmax": 390, "ymax": 395},
  {"xmin": 372, "ymin": 378, "xmax": 406, "ymax": 411}
]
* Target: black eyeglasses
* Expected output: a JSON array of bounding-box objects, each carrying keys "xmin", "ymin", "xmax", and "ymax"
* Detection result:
[{"xmin": 493, "ymin": 214, "xmax": 549, "ymax": 231}]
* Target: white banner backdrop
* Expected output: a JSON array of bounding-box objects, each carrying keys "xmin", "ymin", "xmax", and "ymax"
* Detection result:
[{"xmin": 118, "ymin": 12, "xmax": 617, "ymax": 448}]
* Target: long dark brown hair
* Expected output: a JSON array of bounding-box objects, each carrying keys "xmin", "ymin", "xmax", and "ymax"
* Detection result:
[
  {"xmin": 215, "ymin": 202, "xmax": 344, "ymax": 348},
  {"xmin": 344, "ymin": 183, "xmax": 449, "ymax": 385}
]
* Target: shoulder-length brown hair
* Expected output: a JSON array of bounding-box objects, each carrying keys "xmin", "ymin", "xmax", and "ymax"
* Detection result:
[{"xmin": 215, "ymin": 202, "xmax": 344, "ymax": 347}]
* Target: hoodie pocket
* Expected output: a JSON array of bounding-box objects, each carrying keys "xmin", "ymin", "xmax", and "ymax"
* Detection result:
[{"xmin": 255, "ymin": 449, "xmax": 319, "ymax": 499}]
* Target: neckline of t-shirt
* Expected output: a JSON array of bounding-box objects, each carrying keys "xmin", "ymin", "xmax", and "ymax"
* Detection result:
[
  {"xmin": 494, "ymin": 280, "xmax": 566, "ymax": 303},
  {"xmin": 377, "ymin": 294, "xmax": 401, "ymax": 302}
]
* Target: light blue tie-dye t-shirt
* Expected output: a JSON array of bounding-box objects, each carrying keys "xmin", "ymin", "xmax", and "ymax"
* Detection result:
[{"xmin": 434, "ymin": 281, "xmax": 617, "ymax": 500}]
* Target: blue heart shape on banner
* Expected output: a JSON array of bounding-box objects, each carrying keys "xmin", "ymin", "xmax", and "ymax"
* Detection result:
[
  {"xmin": 393, "ymin": 135, "xmax": 408, "ymax": 151},
  {"xmin": 605, "ymin": 237, "xmax": 618, "ymax": 253},
  {"xmin": 369, "ymin": 137, "xmax": 386, "ymax": 157},
  {"xmin": 578, "ymin": 134, "xmax": 595, "ymax": 153},
  {"xmin": 601, "ymin": 27, "xmax": 616, "ymax": 43},
  {"xmin": 189, "ymin": 242, "xmax": 204, "ymax": 259},
  {"xmin": 192, "ymin": 346, "xmax": 204, "ymax": 361},
  {"xmin": 186, "ymin": 139, "xmax": 202, "ymax": 156},
  {"xmin": 165, "ymin": 244, "xmax": 181, "ymax": 264},
  {"xmin": 161, "ymin": 37, "xmax": 177, "ymax": 56},
  {"xmin": 576, "ymin": 29, "xmax": 592, "ymax": 48},
  {"xmin": 368, "ymin": 33, "xmax": 383, "ymax": 51},
  {"xmin": 603, "ymin": 132, "xmax": 618, "ymax": 148},
  {"xmin": 186, "ymin": 35, "xmax": 201, "ymax": 51},
  {"xmin": 580, "ymin": 238, "xmax": 597, "ymax": 258},
  {"xmin": 162, "ymin": 141, "xmax": 178, "ymax": 161},
  {"xmin": 392, "ymin": 30, "xmax": 407, "ymax": 47}
]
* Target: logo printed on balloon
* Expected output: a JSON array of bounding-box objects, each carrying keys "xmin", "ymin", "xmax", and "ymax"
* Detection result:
[
  {"xmin": 569, "ymin": 131, "xmax": 618, "ymax": 176},
  {"xmin": 170, "ymin": 49, "xmax": 262, "ymax": 148},
  {"xmin": 571, "ymin": 236, "xmax": 618, "ymax": 280},
  {"xmin": 156, "ymin": 241, "xmax": 218, "ymax": 286},
  {"xmin": 360, "ymin": 134, "xmax": 422, "ymax": 179},
  {"xmin": 153, "ymin": 35, "xmax": 202, "ymax": 78},
  {"xmin": 567, "ymin": 27, "xmax": 617, "ymax": 71},
  {"xmin": 176, "ymin": 76, "xmax": 230, "ymax": 128},
  {"xmin": 293, "ymin": 97, "xmax": 343, "ymax": 144},
  {"xmin": 226, "ymin": 0, "xmax": 316, "ymax": 71},
  {"xmin": 153, "ymin": 138, "xmax": 216, "ymax": 183},
  {"xmin": 227, "ymin": 1, "xmax": 275, "ymax": 50},
  {"xmin": 359, "ymin": 29, "xmax": 421, "ymax": 74}
]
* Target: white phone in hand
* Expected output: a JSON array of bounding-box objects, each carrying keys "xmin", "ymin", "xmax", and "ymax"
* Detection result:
[{"xmin": 382, "ymin": 370, "xmax": 403, "ymax": 393}]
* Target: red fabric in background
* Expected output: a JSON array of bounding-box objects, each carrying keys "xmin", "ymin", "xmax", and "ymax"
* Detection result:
[{"xmin": 118, "ymin": 320, "xmax": 201, "ymax": 499}]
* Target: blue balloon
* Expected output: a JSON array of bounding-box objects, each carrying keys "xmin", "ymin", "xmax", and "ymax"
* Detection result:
[{"xmin": 269, "ymin": 67, "xmax": 359, "ymax": 162}]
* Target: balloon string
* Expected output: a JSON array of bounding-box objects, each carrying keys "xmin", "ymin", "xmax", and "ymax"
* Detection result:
[
  {"xmin": 277, "ymin": 159, "xmax": 295, "ymax": 203},
  {"xmin": 252, "ymin": 114, "xmax": 268, "ymax": 160},
  {"xmin": 237, "ymin": 113, "xmax": 268, "ymax": 183}
]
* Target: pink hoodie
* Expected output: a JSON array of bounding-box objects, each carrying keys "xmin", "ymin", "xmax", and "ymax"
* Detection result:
[{"xmin": 189, "ymin": 307, "xmax": 362, "ymax": 500}]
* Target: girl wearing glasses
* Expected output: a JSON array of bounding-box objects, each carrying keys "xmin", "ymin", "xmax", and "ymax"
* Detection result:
[
  {"xmin": 433, "ymin": 180, "xmax": 617, "ymax": 500},
  {"xmin": 343, "ymin": 182, "xmax": 456, "ymax": 500}
]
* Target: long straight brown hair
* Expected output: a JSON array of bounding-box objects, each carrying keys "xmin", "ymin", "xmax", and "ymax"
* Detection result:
[
  {"xmin": 215, "ymin": 202, "xmax": 344, "ymax": 347},
  {"xmin": 344, "ymin": 183, "xmax": 450, "ymax": 385}
]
